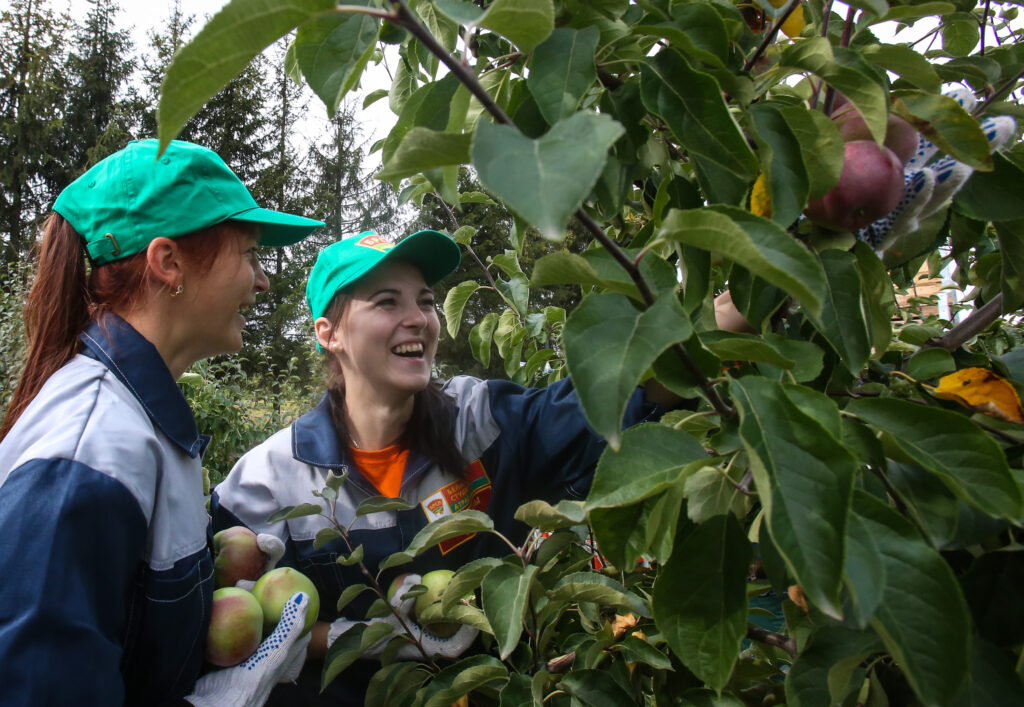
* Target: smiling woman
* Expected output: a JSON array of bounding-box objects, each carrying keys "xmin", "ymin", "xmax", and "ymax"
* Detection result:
[
  {"xmin": 209, "ymin": 229, "xmax": 680, "ymax": 705},
  {"xmin": 0, "ymin": 139, "xmax": 323, "ymax": 707}
]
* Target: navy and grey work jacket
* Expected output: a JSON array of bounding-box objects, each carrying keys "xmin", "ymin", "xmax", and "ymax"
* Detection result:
[
  {"xmin": 211, "ymin": 376, "xmax": 661, "ymax": 704},
  {"xmin": 0, "ymin": 315, "xmax": 213, "ymax": 706}
]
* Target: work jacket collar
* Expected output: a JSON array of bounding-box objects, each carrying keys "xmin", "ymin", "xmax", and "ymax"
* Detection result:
[{"xmin": 79, "ymin": 313, "xmax": 209, "ymax": 459}]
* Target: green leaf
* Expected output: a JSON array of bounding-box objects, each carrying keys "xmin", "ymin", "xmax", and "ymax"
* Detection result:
[
  {"xmin": 779, "ymin": 37, "xmax": 888, "ymax": 144},
  {"xmin": 549, "ymin": 572, "xmax": 651, "ymax": 616},
  {"xmin": 653, "ymin": 515, "xmax": 751, "ymax": 691},
  {"xmin": 451, "ymin": 225, "xmax": 477, "ymax": 245},
  {"xmin": 843, "ymin": 508, "xmax": 887, "ymax": 627},
  {"xmin": 563, "ymin": 292, "xmax": 692, "ymax": 449},
  {"xmin": 844, "ymin": 398, "xmax": 1024, "ymax": 519},
  {"xmin": 807, "ymin": 250, "xmax": 872, "ymax": 376},
  {"xmin": 866, "ymin": 1, "xmax": 956, "ymax": 25},
  {"xmin": 892, "ymin": 90, "xmax": 994, "ymax": 172},
  {"xmin": 314, "ymin": 527, "xmax": 343, "ymax": 549},
  {"xmin": 294, "ymin": 5, "xmax": 379, "ymax": 116},
  {"xmin": 659, "ymin": 206, "xmax": 827, "ymax": 319},
  {"xmin": 640, "ymin": 49, "xmax": 758, "ymax": 181},
  {"xmin": 558, "ymin": 669, "xmax": 637, "ymax": 705},
  {"xmin": 378, "ymin": 551, "xmax": 413, "ymax": 571},
  {"xmin": 860, "ymin": 44, "xmax": 941, "ymax": 94},
  {"xmin": 699, "ymin": 330, "xmax": 796, "ymax": 369},
  {"xmin": 778, "ymin": 105, "xmax": 845, "ymax": 201},
  {"xmin": 355, "ymin": 495, "xmax": 415, "ymax": 516},
  {"xmin": 472, "ymin": 112, "xmax": 624, "ymax": 241},
  {"xmin": 994, "ymin": 220, "xmax": 1024, "ymax": 312},
  {"xmin": 634, "ymin": 19, "xmax": 726, "ymax": 69},
  {"xmin": 375, "ymin": 128, "xmax": 473, "ymax": 182},
  {"xmin": 758, "ymin": 334, "xmax": 826, "ymax": 382},
  {"xmin": 956, "ymin": 153, "xmax": 1024, "ymax": 222},
  {"xmin": 683, "ymin": 467, "xmax": 747, "ymax": 524},
  {"xmin": 321, "ymin": 622, "xmax": 371, "ymax": 689},
  {"xmin": 514, "ymin": 499, "xmax": 588, "ymax": 530},
  {"xmin": 531, "ymin": 249, "xmax": 678, "ymax": 302},
  {"xmin": 731, "ymin": 377, "xmax": 856, "ymax": 618},
  {"xmin": 907, "ymin": 348, "xmax": 957, "ymax": 380},
  {"xmin": 494, "ymin": 273, "xmax": 530, "ymax": 318},
  {"xmin": 942, "ymin": 13, "xmax": 980, "ymax": 56},
  {"xmin": 852, "ymin": 491, "xmax": 972, "ymax": 706},
  {"xmin": 443, "ymin": 557, "xmax": 504, "ymax": 613},
  {"xmin": 586, "ymin": 424, "xmax": 707, "ymax": 509},
  {"xmin": 336, "ymin": 583, "xmax": 373, "ymax": 612},
  {"xmin": 469, "ymin": 312, "xmax": 499, "ymax": 367},
  {"xmin": 527, "ymin": 26, "xmax": 599, "ymax": 125},
  {"xmin": 365, "ymin": 662, "xmax": 428, "ymax": 707},
  {"xmin": 265, "ymin": 502, "xmax": 323, "ymax": 524},
  {"xmin": 852, "ymin": 242, "xmax": 896, "ymax": 358},
  {"xmin": 482, "ymin": 563, "xmax": 537, "ymax": 660},
  {"xmin": 420, "ymin": 655, "xmax": 508, "ymax": 707},
  {"xmin": 785, "ymin": 626, "xmax": 884, "ymax": 707},
  {"xmin": 158, "ymin": 0, "xmax": 336, "ymax": 149},
  {"xmin": 382, "ymin": 73, "xmax": 462, "ymax": 166},
  {"xmin": 336, "ymin": 545, "xmax": 364, "ymax": 566},
  {"xmin": 749, "ymin": 103, "xmax": 809, "ymax": 227},
  {"xmin": 443, "ymin": 280, "xmax": 481, "ymax": 338},
  {"xmin": 477, "ymin": 0, "xmax": 554, "ymax": 52},
  {"xmin": 403, "ymin": 510, "xmax": 495, "ymax": 556},
  {"xmin": 434, "ymin": 0, "xmax": 485, "ymax": 24}
]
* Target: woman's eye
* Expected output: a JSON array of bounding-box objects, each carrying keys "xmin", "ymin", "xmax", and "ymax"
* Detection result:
[
  {"xmin": 420, "ymin": 298, "xmax": 436, "ymax": 308},
  {"xmin": 376, "ymin": 298, "xmax": 396, "ymax": 307}
]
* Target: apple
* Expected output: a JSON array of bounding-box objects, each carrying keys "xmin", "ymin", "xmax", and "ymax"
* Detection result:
[
  {"xmin": 251, "ymin": 567, "xmax": 320, "ymax": 637},
  {"xmin": 212, "ymin": 526, "xmax": 265, "ymax": 589},
  {"xmin": 414, "ymin": 570, "xmax": 462, "ymax": 639},
  {"xmin": 804, "ymin": 140, "xmax": 904, "ymax": 232},
  {"xmin": 831, "ymin": 102, "xmax": 919, "ymax": 166},
  {"xmin": 205, "ymin": 587, "xmax": 264, "ymax": 667}
]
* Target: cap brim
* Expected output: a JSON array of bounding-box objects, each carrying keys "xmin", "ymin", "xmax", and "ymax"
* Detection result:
[
  {"xmin": 230, "ymin": 207, "xmax": 324, "ymax": 247},
  {"xmin": 383, "ymin": 229, "xmax": 462, "ymax": 286}
]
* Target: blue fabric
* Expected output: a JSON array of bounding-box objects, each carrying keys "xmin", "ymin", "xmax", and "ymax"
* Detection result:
[{"xmin": 0, "ymin": 315, "xmax": 214, "ymax": 706}]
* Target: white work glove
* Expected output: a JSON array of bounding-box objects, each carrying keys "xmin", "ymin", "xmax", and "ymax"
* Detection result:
[
  {"xmin": 234, "ymin": 534, "xmax": 286, "ymax": 592},
  {"xmin": 187, "ymin": 591, "xmax": 312, "ymax": 707},
  {"xmin": 857, "ymin": 87, "xmax": 1017, "ymax": 252},
  {"xmin": 326, "ymin": 574, "xmax": 478, "ymax": 661}
]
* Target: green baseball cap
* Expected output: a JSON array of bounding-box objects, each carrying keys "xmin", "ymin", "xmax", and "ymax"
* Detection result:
[
  {"xmin": 306, "ymin": 230, "xmax": 462, "ymax": 322},
  {"xmin": 53, "ymin": 139, "xmax": 324, "ymax": 264}
]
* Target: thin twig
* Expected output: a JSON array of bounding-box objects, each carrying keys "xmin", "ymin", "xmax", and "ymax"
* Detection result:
[
  {"xmin": 743, "ymin": 0, "xmax": 803, "ymax": 73},
  {"xmin": 822, "ymin": 4, "xmax": 857, "ymax": 115},
  {"xmin": 746, "ymin": 625, "xmax": 797, "ymax": 657},
  {"xmin": 980, "ymin": 0, "xmax": 991, "ymax": 55},
  {"xmin": 921, "ymin": 293, "xmax": 1005, "ymax": 351},
  {"xmin": 973, "ymin": 69, "xmax": 1024, "ymax": 116}
]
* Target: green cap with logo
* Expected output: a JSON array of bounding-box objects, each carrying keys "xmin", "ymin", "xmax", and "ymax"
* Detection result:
[
  {"xmin": 53, "ymin": 139, "xmax": 324, "ymax": 264},
  {"xmin": 306, "ymin": 230, "xmax": 462, "ymax": 323}
]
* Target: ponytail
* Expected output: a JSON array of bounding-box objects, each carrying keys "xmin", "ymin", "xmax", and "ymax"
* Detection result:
[
  {"xmin": 1, "ymin": 215, "xmax": 235, "ymax": 440},
  {"xmin": 1, "ymin": 215, "xmax": 91, "ymax": 439}
]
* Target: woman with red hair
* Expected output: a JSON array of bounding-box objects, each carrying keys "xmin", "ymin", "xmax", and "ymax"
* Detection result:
[{"xmin": 0, "ymin": 139, "xmax": 323, "ymax": 706}]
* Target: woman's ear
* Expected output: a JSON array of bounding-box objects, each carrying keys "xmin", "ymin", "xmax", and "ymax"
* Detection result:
[
  {"xmin": 145, "ymin": 237, "xmax": 184, "ymax": 292},
  {"xmin": 314, "ymin": 316, "xmax": 337, "ymax": 352}
]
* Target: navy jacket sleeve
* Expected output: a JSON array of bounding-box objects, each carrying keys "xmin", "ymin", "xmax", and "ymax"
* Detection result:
[
  {"xmin": 0, "ymin": 458, "xmax": 147, "ymax": 706},
  {"xmin": 484, "ymin": 376, "xmax": 661, "ymax": 502}
]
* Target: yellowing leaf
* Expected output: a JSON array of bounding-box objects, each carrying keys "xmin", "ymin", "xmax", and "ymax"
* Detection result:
[
  {"xmin": 750, "ymin": 173, "xmax": 772, "ymax": 219},
  {"xmin": 928, "ymin": 367, "xmax": 1024, "ymax": 424}
]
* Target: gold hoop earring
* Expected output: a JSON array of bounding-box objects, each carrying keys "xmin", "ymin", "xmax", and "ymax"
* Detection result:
[{"xmin": 170, "ymin": 284, "xmax": 183, "ymax": 298}]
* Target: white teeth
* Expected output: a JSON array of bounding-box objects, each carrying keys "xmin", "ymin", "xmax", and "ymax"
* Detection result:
[{"xmin": 392, "ymin": 343, "xmax": 424, "ymax": 355}]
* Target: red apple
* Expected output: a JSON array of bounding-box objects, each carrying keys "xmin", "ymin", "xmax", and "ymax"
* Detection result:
[
  {"xmin": 205, "ymin": 587, "xmax": 264, "ymax": 667},
  {"xmin": 251, "ymin": 567, "xmax": 320, "ymax": 637},
  {"xmin": 804, "ymin": 141, "xmax": 904, "ymax": 232},
  {"xmin": 213, "ymin": 526, "xmax": 265, "ymax": 589},
  {"xmin": 831, "ymin": 102, "xmax": 919, "ymax": 166}
]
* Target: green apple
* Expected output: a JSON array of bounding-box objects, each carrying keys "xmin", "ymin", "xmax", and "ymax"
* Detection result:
[
  {"xmin": 414, "ymin": 570, "xmax": 461, "ymax": 638},
  {"xmin": 205, "ymin": 587, "xmax": 263, "ymax": 667},
  {"xmin": 251, "ymin": 567, "xmax": 320, "ymax": 637},
  {"xmin": 212, "ymin": 526, "xmax": 265, "ymax": 589}
]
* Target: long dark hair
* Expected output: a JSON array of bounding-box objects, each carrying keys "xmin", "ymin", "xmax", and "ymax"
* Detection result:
[
  {"xmin": 321, "ymin": 292, "xmax": 467, "ymax": 481},
  {"xmin": 1, "ymin": 214, "xmax": 233, "ymax": 439}
]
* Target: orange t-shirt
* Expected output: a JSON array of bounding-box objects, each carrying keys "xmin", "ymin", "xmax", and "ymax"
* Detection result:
[{"xmin": 349, "ymin": 444, "xmax": 408, "ymax": 498}]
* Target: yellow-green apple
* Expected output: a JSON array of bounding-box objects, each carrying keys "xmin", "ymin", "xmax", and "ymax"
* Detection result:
[
  {"xmin": 205, "ymin": 587, "xmax": 264, "ymax": 667},
  {"xmin": 414, "ymin": 570, "xmax": 462, "ymax": 638},
  {"xmin": 251, "ymin": 567, "xmax": 320, "ymax": 637},
  {"xmin": 212, "ymin": 526, "xmax": 264, "ymax": 589}
]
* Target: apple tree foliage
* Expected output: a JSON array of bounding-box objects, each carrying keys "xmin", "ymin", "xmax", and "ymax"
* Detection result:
[{"xmin": 159, "ymin": 0, "xmax": 1024, "ymax": 703}]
